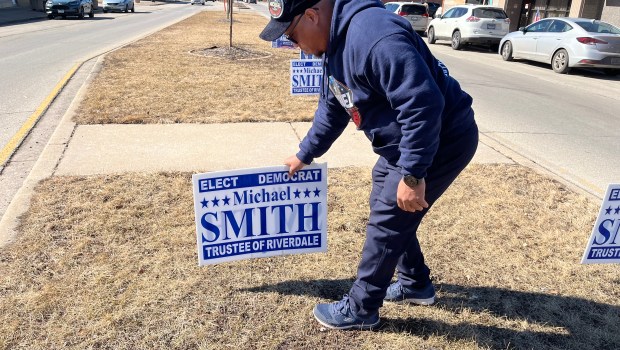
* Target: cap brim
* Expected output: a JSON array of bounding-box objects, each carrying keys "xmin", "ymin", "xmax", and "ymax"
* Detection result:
[{"xmin": 259, "ymin": 19, "xmax": 291, "ymax": 41}]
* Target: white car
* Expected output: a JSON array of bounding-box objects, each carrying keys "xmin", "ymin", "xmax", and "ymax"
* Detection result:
[
  {"xmin": 102, "ymin": 0, "xmax": 134, "ymax": 12},
  {"xmin": 427, "ymin": 4, "xmax": 510, "ymax": 50},
  {"xmin": 384, "ymin": 2, "xmax": 430, "ymax": 35},
  {"xmin": 191, "ymin": 0, "xmax": 205, "ymax": 4},
  {"xmin": 500, "ymin": 18, "xmax": 620, "ymax": 75}
]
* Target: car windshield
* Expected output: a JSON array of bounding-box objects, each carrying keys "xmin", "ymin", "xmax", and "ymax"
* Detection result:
[
  {"xmin": 472, "ymin": 8, "xmax": 507, "ymax": 19},
  {"xmin": 385, "ymin": 3, "xmax": 399, "ymax": 12},
  {"xmin": 574, "ymin": 20, "xmax": 620, "ymax": 34},
  {"xmin": 401, "ymin": 5, "xmax": 427, "ymax": 15}
]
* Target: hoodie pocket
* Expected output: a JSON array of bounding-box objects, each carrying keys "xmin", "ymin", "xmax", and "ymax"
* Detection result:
[{"xmin": 369, "ymin": 125, "xmax": 401, "ymax": 163}]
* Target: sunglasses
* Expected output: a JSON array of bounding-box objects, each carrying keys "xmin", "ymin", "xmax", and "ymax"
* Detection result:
[
  {"xmin": 284, "ymin": 8, "xmax": 319, "ymax": 45},
  {"xmin": 284, "ymin": 14, "xmax": 304, "ymax": 44}
]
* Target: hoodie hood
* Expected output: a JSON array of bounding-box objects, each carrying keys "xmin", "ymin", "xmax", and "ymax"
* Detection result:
[{"xmin": 328, "ymin": 0, "xmax": 384, "ymax": 55}]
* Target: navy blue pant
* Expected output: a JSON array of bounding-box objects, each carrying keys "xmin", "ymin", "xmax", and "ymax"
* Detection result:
[{"xmin": 349, "ymin": 123, "xmax": 479, "ymax": 316}]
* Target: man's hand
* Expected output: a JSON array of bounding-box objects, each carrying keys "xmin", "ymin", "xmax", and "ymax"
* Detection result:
[
  {"xmin": 397, "ymin": 178, "xmax": 429, "ymax": 212},
  {"xmin": 284, "ymin": 155, "xmax": 308, "ymax": 176}
]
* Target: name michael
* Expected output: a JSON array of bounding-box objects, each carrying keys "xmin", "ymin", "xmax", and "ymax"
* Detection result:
[{"xmin": 233, "ymin": 187, "xmax": 291, "ymax": 205}]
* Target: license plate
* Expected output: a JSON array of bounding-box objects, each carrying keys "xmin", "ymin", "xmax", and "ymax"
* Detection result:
[
  {"xmin": 487, "ymin": 24, "xmax": 496, "ymax": 30},
  {"xmin": 58, "ymin": 9, "xmax": 64, "ymax": 13},
  {"xmin": 612, "ymin": 57, "xmax": 620, "ymax": 65}
]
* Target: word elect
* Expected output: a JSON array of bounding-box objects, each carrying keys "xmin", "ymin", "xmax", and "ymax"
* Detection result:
[{"xmin": 198, "ymin": 169, "xmax": 322, "ymax": 193}]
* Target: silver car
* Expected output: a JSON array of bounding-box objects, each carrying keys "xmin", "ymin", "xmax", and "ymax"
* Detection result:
[
  {"xmin": 384, "ymin": 2, "xmax": 430, "ymax": 35},
  {"xmin": 499, "ymin": 18, "xmax": 620, "ymax": 75},
  {"xmin": 102, "ymin": 0, "xmax": 134, "ymax": 13}
]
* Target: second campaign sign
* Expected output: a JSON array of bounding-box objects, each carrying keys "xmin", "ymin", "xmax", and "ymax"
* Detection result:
[
  {"xmin": 192, "ymin": 164, "xmax": 328, "ymax": 265},
  {"xmin": 291, "ymin": 59, "xmax": 323, "ymax": 95}
]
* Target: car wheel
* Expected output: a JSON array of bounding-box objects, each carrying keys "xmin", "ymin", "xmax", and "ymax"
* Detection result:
[
  {"xmin": 131, "ymin": 4, "xmax": 135, "ymax": 12},
  {"xmin": 103, "ymin": 9, "xmax": 108, "ymax": 12},
  {"xmin": 501, "ymin": 41, "xmax": 513, "ymax": 61},
  {"xmin": 124, "ymin": 4, "xmax": 128, "ymax": 12},
  {"xmin": 552, "ymin": 49, "xmax": 570, "ymax": 74},
  {"xmin": 47, "ymin": 14, "xmax": 54, "ymax": 19},
  {"xmin": 427, "ymin": 27, "xmax": 436, "ymax": 44},
  {"xmin": 78, "ymin": 6, "xmax": 85, "ymax": 19},
  {"xmin": 451, "ymin": 30, "xmax": 463, "ymax": 50}
]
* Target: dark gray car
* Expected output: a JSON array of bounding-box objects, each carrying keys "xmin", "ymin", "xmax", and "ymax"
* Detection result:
[{"xmin": 46, "ymin": 0, "xmax": 94, "ymax": 19}]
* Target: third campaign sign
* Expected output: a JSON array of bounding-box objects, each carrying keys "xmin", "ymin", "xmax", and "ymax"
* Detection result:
[
  {"xmin": 192, "ymin": 164, "xmax": 328, "ymax": 265},
  {"xmin": 582, "ymin": 184, "xmax": 620, "ymax": 264}
]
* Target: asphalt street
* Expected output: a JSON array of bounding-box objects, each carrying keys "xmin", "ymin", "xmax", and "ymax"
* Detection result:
[
  {"xmin": 0, "ymin": 2, "xmax": 208, "ymax": 163},
  {"xmin": 429, "ymin": 43, "xmax": 620, "ymax": 198}
]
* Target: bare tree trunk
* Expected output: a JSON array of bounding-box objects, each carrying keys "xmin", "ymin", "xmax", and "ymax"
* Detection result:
[{"xmin": 229, "ymin": 0, "xmax": 233, "ymax": 48}]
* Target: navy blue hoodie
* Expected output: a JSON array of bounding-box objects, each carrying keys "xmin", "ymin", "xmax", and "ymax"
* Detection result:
[{"xmin": 296, "ymin": 0, "xmax": 476, "ymax": 179}]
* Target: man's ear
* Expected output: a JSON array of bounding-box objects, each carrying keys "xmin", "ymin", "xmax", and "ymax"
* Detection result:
[{"xmin": 305, "ymin": 8, "xmax": 320, "ymax": 25}]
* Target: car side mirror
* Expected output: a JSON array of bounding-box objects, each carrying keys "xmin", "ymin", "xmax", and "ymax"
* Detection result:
[{"xmin": 519, "ymin": 26, "xmax": 526, "ymax": 32}]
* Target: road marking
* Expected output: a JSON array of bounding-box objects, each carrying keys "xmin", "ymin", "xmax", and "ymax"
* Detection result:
[{"xmin": 0, "ymin": 63, "xmax": 82, "ymax": 167}]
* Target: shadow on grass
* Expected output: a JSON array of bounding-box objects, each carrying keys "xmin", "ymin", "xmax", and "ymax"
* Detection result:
[
  {"xmin": 242, "ymin": 279, "xmax": 620, "ymax": 349},
  {"xmin": 242, "ymin": 278, "xmax": 355, "ymax": 300}
]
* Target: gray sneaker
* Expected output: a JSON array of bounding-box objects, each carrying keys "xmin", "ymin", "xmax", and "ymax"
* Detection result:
[
  {"xmin": 384, "ymin": 280, "xmax": 436, "ymax": 305},
  {"xmin": 313, "ymin": 296, "xmax": 380, "ymax": 330}
]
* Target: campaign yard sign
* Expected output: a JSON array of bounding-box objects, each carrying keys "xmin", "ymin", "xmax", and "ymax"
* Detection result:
[
  {"xmin": 192, "ymin": 164, "xmax": 328, "ymax": 266},
  {"xmin": 582, "ymin": 184, "xmax": 620, "ymax": 264},
  {"xmin": 300, "ymin": 52, "xmax": 317, "ymax": 60},
  {"xmin": 290, "ymin": 59, "xmax": 323, "ymax": 95},
  {"xmin": 271, "ymin": 35, "xmax": 295, "ymax": 49}
]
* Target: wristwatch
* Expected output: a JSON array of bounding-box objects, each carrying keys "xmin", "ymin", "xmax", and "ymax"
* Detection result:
[{"xmin": 403, "ymin": 175, "xmax": 422, "ymax": 188}]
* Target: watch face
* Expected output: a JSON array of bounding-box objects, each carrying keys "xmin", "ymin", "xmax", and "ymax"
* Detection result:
[{"xmin": 404, "ymin": 176, "xmax": 419, "ymax": 187}]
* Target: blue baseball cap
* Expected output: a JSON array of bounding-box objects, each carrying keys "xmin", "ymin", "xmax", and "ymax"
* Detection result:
[{"xmin": 259, "ymin": 0, "xmax": 321, "ymax": 41}]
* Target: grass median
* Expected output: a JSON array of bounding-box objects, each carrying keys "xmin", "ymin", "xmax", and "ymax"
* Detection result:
[
  {"xmin": 2, "ymin": 7, "xmax": 619, "ymax": 350},
  {"xmin": 1, "ymin": 165, "xmax": 619, "ymax": 349},
  {"xmin": 75, "ymin": 10, "xmax": 317, "ymax": 124}
]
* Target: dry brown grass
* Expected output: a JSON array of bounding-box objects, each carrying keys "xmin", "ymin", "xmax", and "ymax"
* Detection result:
[
  {"xmin": 75, "ymin": 11, "xmax": 318, "ymax": 124},
  {"xmin": 1, "ymin": 165, "xmax": 619, "ymax": 350}
]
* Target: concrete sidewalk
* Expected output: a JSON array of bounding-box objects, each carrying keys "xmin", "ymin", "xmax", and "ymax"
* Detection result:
[
  {"xmin": 0, "ymin": 6, "xmax": 47, "ymax": 26},
  {"xmin": 0, "ymin": 0, "xmax": 190, "ymax": 26},
  {"xmin": 56, "ymin": 123, "xmax": 513, "ymax": 176}
]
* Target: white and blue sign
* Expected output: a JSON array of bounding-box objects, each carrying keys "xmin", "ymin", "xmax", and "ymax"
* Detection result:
[
  {"xmin": 582, "ymin": 184, "xmax": 620, "ymax": 264},
  {"xmin": 271, "ymin": 35, "xmax": 295, "ymax": 49},
  {"xmin": 300, "ymin": 51, "xmax": 317, "ymax": 60},
  {"xmin": 192, "ymin": 164, "xmax": 328, "ymax": 265},
  {"xmin": 291, "ymin": 59, "xmax": 323, "ymax": 95}
]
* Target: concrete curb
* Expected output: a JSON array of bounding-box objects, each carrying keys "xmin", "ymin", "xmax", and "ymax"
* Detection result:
[
  {"xmin": 0, "ymin": 62, "xmax": 82, "ymax": 168},
  {"xmin": 0, "ymin": 56, "xmax": 103, "ymax": 248},
  {"xmin": 479, "ymin": 132, "xmax": 601, "ymax": 202}
]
